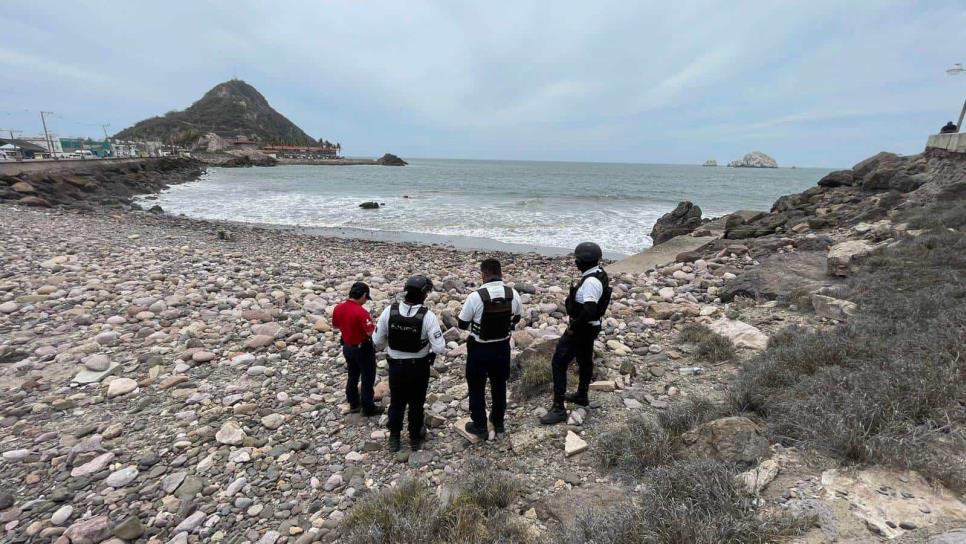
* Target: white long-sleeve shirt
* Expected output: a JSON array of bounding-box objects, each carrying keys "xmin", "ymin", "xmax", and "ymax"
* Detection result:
[
  {"xmin": 372, "ymin": 302, "xmax": 447, "ymax": 359},
  {"xmin": 458, "ymin": 280, "xmax": 523, "ymax": 343}
]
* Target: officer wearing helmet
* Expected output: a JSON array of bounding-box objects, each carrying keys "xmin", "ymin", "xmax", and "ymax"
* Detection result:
[
  {"xmin": 540, "ymin": 242, "xmax": 612, "ymax": 425},
  {"xmin": 372, "ymin": 275, "xmax": 447, "ymax": 452}
]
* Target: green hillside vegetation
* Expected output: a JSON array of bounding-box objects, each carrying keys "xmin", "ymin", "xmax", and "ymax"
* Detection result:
[{"xmin": 114, "ymin": 79, "xmax": 316, "ymax": 146}]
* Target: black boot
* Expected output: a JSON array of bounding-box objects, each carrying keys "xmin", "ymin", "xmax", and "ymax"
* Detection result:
[
  {"xmin": 362, "ymin": 405, "xmax": 385, "ymax": 417},
  {"xmin": 540, "ymin": 403, "xmax": 568, "ymax": 425},
  {"xmin": 388, "ymin": 433, "xmax": 401, "ymax": 452},
  {"xmin": 463, "ymin": 421, "xmax": 488, "ymax": 440},
  {"xmin": 565, "ymin": 392, "xmax": 589, "ymax": 407},
  {"xmin": 411, "ymin": 427, "xmax": 427, "ymax": 451}
]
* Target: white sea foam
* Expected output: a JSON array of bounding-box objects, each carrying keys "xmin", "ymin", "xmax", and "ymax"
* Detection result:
[{"xmin": 145, "ymin": 159, "xmax": 827, "ymax": 255}]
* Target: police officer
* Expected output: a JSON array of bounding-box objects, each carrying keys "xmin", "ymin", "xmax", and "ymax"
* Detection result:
[
  {"xmin": 540, "ymin": 242, "xmax": 612, "ymax": 425},
  {"xmin": 457, "ymin": 259, "xmax": 523, "ymax": 439},
  {"xmin": 372, "ymin": 275, "xmax": 447, "ymax": 452}
]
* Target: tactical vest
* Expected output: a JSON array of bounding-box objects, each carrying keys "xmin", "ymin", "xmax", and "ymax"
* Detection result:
[
  {"xmin": 388, "ymin": 303, "xmax": 428, "ymax": 353},
  {"xmin": 565, "ymin": 269, "xmax": 612, "ymax": 321},
  {"xmin": 472, "ymin": 286, "xmax": 514, "ymax": 341}
]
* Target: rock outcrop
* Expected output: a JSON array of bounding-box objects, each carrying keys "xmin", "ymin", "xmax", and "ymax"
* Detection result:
[
  {"xmin": 728, "ymin": 151, "xmax": 778, "ymax": 168},
  {"xmin": 0, "ymin": 157, "xmax": 204, "ymax": 209},
  {"xmin": 679, "ymin": 416, "xmax": 771, "ymax": 465},
  {"xmin": 376, "ymin": 153, "xmax": 407, "ymax": 166},
  {"xmin": 650, "ymin": 201, "xmax": 703, "ymax": 245}
]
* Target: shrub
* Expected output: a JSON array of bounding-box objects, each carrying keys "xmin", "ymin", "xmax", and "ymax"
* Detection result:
[
  {"xmin": 560, "ymin": 460, "xmax": 803, "ymax": 544},
  {"xmin": 596, "ymin": 397, "xmax": 724, "ymax": 478},
  {"xmin": 676, "ymin": 324, "xmax": 736, "ymax": 363},
  {"xmin": 515, "ymin": 356, "xmax": 553, "ymax": 400},
  {"xmin": 730, "ymin": 230, "xmax": 966, "ymax": 491},
  {"xmin": 342, "ymin": 460, "xmax": 537, "ymax": 544},
  {"xmin": 658, "ymin": 396, "xmax": 723, "ymax": 436},
  {"xmin": 453, "ymin": 458, "xmax": 521, "ymax": 510},
  {"xmin": 596, "ymin": 416, "xmax": 674, "ymax": 477}
]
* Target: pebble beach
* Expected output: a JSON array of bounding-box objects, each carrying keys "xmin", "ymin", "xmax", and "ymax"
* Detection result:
[{"xmin": 0, "ymin": 203, "xmax": 768, "ymax": 542}]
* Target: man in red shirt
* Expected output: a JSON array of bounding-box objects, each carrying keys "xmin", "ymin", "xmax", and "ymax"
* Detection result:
[{"xmin": 332, "ymin": 282, "xmax": 383, "ymax": 416}]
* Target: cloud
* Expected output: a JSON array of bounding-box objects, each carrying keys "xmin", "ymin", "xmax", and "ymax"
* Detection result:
[{"xmin": 1, "ymin": 0, "xmax": 964, "ymax": 166}]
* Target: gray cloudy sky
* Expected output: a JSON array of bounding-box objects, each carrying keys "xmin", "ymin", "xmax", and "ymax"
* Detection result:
[{"xmin": 2, "ymin": 1, "xmax": 964, "ymax": 167}]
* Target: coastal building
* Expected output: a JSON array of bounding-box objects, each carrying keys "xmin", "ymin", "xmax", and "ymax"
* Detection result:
[
  {"xmin": 60, "ymin": 138, "xmax": 113, "ymax": 158},
  {"xmin": 227, "ymin": 135, "xmax": 260, "ymax": 150},
  {"xmin": 261, "ymin": 144, "xmax": 341, "ymax": 159}
]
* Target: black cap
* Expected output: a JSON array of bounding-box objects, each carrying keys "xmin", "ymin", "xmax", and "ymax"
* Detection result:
[{"xmin": 574, "ymin": 242, "xmax": 603, "ymax": 263}]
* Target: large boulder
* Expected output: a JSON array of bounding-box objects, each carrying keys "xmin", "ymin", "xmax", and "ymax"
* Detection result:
[
  {"xmin": 534, "ymin": 485, "xmax": 629, "ymax": 531},
  {"xmin": 811, "ymin": 294, "xmax": 858, "ymax": 321},
  {"xmin": 728, "ymin": 151, "xmax": 778, "ymax": 168},
  {"xmin": 817, "ymin": 170, "xmax": 856, "ymax": 187},
  {"xmin": 720, "ymin": 250, "xmax": 835, "ymax": 303},
  {"xmin": 376, "ymin": 153, "xmax": 407, "ymax": 166},
  {"xmin": 852, "ymin": 151, "xmax": 901, "ymax": 179},
  {"xmin": 679, "ymin": 416, "xmax": 770, "ymax": 465},
  {"xmin": 827, "ymin": 240, "xmax": 875, "ymax": 277},
  {"xmin": 650, "ymin": 201, "xmax": 703, "ymax": 245},
  {"xmin": 706, "ymin": 318, "xmax": 768, "ymax": 350}
]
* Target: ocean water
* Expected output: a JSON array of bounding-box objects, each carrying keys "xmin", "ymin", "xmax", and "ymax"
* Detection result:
[{"xmin": 145, "ymin": 159, "xmax": 829, "ymax": 256}]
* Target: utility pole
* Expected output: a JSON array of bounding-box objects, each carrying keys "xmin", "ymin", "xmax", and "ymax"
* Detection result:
[{"xmin": 40, "ymin": 111, "xmax": 55, "ymax": 160}]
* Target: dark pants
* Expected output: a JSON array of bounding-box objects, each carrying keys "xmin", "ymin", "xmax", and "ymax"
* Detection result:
[
  {"xmin": 343, "ymin": 340, "xmax": 376, "ymax": 410},
  {"xmin": 551, "ymin": 327, "xmax": 600, "ymax": 404},
  {"xmin": 466, "ymin": 338, "xmax": 511, "ymax": 430},
  {"xmin": 387, "ymin": 356, "xmax": 432, "ymax": 440}
]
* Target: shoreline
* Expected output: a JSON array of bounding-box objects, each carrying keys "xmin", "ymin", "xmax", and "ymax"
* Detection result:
[{"xmin": 141, "ymin": 208, "xmax": 632, "ymax": 260}]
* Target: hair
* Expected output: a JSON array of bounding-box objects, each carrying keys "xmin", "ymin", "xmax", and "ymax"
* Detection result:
[
  {"xmin": 481, "ymin": 258, "xmax": 502, "ymax": 277},
  {"xmin": 349, "ymin": 282, "xmax": 370, "ymax": 300},
  {"xmin": 404, "ymin": 290, "xmax": 427, "ymax": 305}
]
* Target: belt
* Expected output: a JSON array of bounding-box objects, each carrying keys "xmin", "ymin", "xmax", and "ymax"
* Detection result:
[{"xmin": 342, "ymin": 338, "xmax": 373, "ymax": 349}]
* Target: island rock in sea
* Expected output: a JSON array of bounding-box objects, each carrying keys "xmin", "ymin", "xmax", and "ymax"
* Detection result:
[
  {"xmin": 376, "ymin": 153, "xmax": 408, "ymax": 166},
  {"xmin": 728, "ymin": 151, "xmax": 778, "ymax": 168}
]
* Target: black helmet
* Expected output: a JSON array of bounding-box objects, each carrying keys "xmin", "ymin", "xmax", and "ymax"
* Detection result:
[
  {"xmin": 404, "ymin": 275, "xmax": 434, "ymax": 296},
  {"xmin": 574, "ymin": 242, "xmax": 603, "ymax": 264}
]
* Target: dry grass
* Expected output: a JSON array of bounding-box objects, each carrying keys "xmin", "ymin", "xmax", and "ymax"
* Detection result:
[
  {"xmin": 731, "ymin": 229, "xmax": 966, "ymax": 492},
  {"xmin": 342, "ymin": 459, "xmax": 537, "ymax": 544},
  {"xmin": 677, "ymin": 323, "xmax": 736, "ymax": 363},
  {"xmin": 560, "ymin": 460, "xmax": 804, "ymax": 544},
  {"xmin": 595, "ymin": 396, "xmax": 725, "ymax": 478},
  {"xmin": 514, "ymin": 355, "xmax": 553, "ymax": 400}
]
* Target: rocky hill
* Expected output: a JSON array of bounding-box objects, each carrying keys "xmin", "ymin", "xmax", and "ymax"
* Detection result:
[{"xmin": 115, "ymin": 80, "xmax": 316, "ymax": 146}]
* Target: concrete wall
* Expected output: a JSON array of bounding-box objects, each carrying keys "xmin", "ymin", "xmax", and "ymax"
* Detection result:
[
  {"xmin": 926, "ymin": 133, "xmax": 966, "ymax": 153},
  {"xmin": 0, "ymin": 158, "xmax": 149, "ymax": 177}
]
